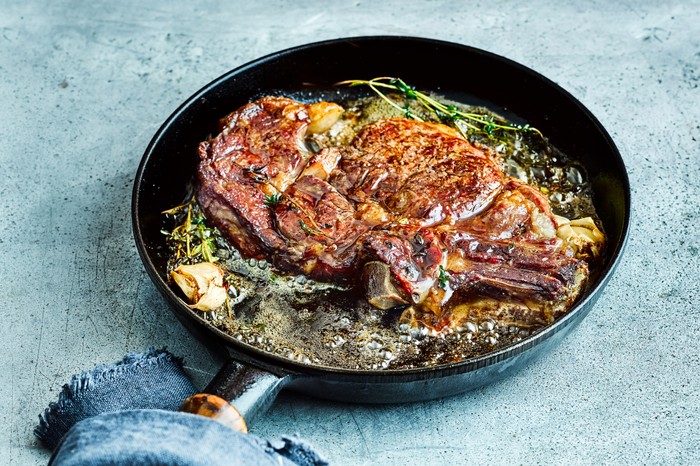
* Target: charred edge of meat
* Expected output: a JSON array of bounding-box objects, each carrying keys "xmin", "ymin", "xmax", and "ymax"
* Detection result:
[{"xmin": 195, "ymin": 96, "xmax": 599, "ymax": 331}]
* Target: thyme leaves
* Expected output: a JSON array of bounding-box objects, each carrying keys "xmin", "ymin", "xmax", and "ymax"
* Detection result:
[
  {"xmin": 162, "ymin": 197, "xmax": 219, "ymax": 264},
  {"xmin": 299, "ymin": 219, "xmax": 321, "ymax": 236},
  {"xmin": 263, "ymin": 193, "xmax": 283, "ymax": 208},
  {"xmin": 338, "ymin": 77, "xmax": 542, "ymax": 141},
  {"xmin": 437, "ymin": 265, "xmax": 451, "ymax": 290}
]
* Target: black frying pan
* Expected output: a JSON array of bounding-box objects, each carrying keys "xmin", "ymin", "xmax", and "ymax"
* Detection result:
[{"xmin": 132, "ymin": 36, "xmax": 630, "ymax": 426}]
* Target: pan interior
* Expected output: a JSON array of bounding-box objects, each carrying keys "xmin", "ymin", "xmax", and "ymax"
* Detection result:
[{"xmin": 134, "ymin": 37, "xmax": 629, "ymax": 376}]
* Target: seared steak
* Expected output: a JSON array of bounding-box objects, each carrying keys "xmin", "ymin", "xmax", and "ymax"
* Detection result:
[
  {"xmin": 197, "ymin": 97, "xmax": 367, "ymax": 279},
  {"xmin": 196, "ymin": 97, "xmax": 310, "ymax": 259},
  {"xmin": 332, "ymin": 119, "xmax": 504, "ymax": 225},
  {"xmin": 197, "ymin": 97, "xmax": 590, "ymax": 330}
]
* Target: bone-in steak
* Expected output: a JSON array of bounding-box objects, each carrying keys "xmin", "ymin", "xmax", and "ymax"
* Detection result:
[{"xmin": 196, "ymin": 96, "xmax": 589, "ymax": 330}]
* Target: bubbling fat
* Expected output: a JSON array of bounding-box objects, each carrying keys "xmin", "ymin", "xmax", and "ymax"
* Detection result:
[
  {"xmin": 203, "ymin": 247, "xmax": 535, "ymax": 370},
  {"xmin": 167, "ymin": 94, "xmax": 601, "ymax": 371}
]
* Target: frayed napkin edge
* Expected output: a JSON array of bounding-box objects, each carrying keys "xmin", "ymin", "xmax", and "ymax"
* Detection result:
[{"xmin": 34, "ymin": 347, "xmax": 183, "ymax": 445}]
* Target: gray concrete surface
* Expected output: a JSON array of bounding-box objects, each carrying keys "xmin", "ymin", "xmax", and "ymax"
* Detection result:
[{"xmin": 2, "ymin": 1, "xmax": 699, "ymax": 464}]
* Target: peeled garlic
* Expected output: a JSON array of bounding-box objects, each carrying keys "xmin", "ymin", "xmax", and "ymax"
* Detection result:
[
  {"xmin": 554, "ymin": 215, "xmax": 605, "ymax": 259},
  {"xmin": 306, "ymin": 102, "xmax": 344, "ymax": 134},
  {"xmin": 171, "ymin": 262, "xmax": 227, "ymax": 312}
]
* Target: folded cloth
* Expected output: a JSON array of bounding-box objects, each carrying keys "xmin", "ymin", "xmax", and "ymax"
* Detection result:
[
  {"xmin": 35, "ymin": 348, "xmax": 327, "ymax": 466},
  {"xmin": 36, "ymin": 348, "xmax": 197, "ymax": 450},
  {"xmin": 48, "ymin": 410, "xmax": 325, "ymax": 466}
]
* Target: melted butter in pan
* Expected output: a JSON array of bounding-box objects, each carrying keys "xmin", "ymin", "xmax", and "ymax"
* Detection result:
[{"xmin": 165, "ymin": 94, "xmax": 601, "ymax": 371}]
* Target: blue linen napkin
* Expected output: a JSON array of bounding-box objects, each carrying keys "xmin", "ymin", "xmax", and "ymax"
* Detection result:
[{"xmin": 35, "ymin": 348, "xmax": 327, "ymax": 465}]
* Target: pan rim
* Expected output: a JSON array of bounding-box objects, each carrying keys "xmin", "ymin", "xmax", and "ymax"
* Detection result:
[{"xmin": 132, "ymin": 35, "xmax": 631, "ymax": 381}]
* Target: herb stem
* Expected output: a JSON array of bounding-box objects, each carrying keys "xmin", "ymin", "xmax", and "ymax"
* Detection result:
[
  {"xmin": 338, "ymin": 77, "xmax": 543, "ymax": 140},
  {"xmin": 185, "ymin": 205, "xmax": 192, "ymax": 257},
  {"xmin": 162, "ymin": 197, "xmax": 220, "ymax": 265}
]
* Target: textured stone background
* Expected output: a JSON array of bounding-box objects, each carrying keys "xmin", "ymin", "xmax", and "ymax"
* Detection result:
[{"xmin": 1, "ymin": 1, "xmax": 699, "ymax": 464}]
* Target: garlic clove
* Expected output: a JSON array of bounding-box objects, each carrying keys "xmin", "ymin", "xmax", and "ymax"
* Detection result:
[
  {"xmin": 170, "ymin": 262, "xmax": 227, "ymax": 312},
  {"xmin": 554, "ymin": 215, "xmax": 605, "ymax": 259},
  {"xmin": 191, "ymin": 284, "xmax": 228, "ymax": 312},
  {"xmin": 570, "ymin": 217, "xmax": 606, "ymax": 242},
  {"xmin": 306, "ymin": 102, "xmax": 344, "ymax": 134}
]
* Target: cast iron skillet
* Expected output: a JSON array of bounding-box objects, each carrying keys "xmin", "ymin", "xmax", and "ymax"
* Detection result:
[{"xmin": 132, "ymin": 36, "xmax": 630, "ymax": 426}]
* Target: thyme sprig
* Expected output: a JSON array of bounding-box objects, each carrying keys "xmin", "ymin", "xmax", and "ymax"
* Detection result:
[
  {"xmin": 162, "ymin": 197, "xmax": 219, "ymax": 263},
  {"xmin": 238, "ymin": 164, "xmax": 329, "ymax": 236},
  {"xmin": 337, "ymin": 77, "xmax": 542, "ymax": 140},
  {"xmin": 299, "ymin": 219, "xmax": 322, "ymax": 236}
]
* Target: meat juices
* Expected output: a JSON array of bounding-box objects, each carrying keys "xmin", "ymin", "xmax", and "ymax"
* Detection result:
[{"xmin": 197, "ymin": 96, "xmax": 589, "ymax": 331}]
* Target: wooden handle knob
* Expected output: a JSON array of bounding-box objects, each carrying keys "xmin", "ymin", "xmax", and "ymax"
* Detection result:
[{"xmin": 180, "ymin": 394, "xmax": 248, "ymax": 433}]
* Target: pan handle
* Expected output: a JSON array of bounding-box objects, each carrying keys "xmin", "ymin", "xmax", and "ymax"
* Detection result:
[{"xmin": 179, "ymin": 358, "xmax": 293, "ymax": 433}]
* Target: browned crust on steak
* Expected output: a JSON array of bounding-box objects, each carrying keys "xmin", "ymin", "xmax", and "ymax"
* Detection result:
[
  {"xmin": 197, "ymin": 96, "xmax": 310, "ymax": 258},
  {"xmin": 196, "ymin": 97, "xmax": 591, "ymax": 330},
  {"xmin": 331, "ymin": 119, "xmax": 504, "ymax": 225}
]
